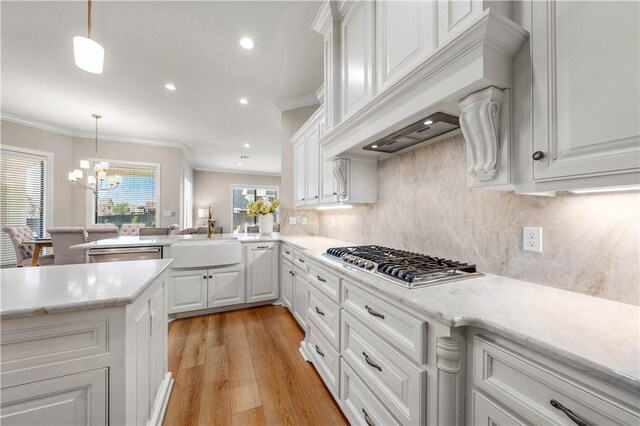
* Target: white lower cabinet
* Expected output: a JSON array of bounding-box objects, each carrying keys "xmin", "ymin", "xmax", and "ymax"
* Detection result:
[
  {"xmin": 292, "ymin": 268, "xmax": 308, "ymax": 329},
  {"xmin": 281, "ymin": 258, "xmax": 294, "ymax": 310},
  {"xmin": 341, "ymin": 359, "xmax": 401, "ymax": 426},
  {"xmin": 0, "ymin": 369, "xmax": 108, "ymax": 426},
  {"xmin": 472, "ymin": 391, "xmax": 524, "ymax": 426},
  {"xmin": 168, "ymin": 269, "xmax": 208, "ymax": 313},
  {"xmin": 208, "ymin": 266, "xmax": 245, "ymax": 308},
  {"xmin": 246, "ymin": 242, "xmax": 279, "ymax": 303},
  {"xmin": 1, "ymin": 273, "xmax": 171, "ymax": 426},
  {"xmin": 306, "ymin": 323, "xmax": 340, "ymax": 398}
]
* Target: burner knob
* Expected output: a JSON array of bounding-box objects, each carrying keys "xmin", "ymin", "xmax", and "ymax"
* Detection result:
[{"xmin": 365, "ymin": 261, "xmax": 375, "ymax": 270}]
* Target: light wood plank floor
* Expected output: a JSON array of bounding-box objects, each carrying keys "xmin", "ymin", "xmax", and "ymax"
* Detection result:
[{"xmin": 163, "ymin": 305, "xmax": 349, "ymax": 426}]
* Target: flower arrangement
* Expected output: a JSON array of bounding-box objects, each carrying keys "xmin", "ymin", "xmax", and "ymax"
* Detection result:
[{"xmin": 247, "ymin": 198, "xmax": 280, "ymax": 216}]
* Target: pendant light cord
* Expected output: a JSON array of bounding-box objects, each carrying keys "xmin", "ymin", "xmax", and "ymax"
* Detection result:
[{"xmin": 87, "ymin": 0, "xmax": 92, "ymax": 39}]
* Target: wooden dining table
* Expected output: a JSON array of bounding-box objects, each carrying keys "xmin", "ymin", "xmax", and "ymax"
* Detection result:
[{"xmin": 21, "ymin": 239, "xmax": 52, "ymax": 266}]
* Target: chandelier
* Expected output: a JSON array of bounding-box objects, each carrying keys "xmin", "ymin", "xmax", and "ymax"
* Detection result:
[{"xmin": 68, "ymin": 114, "xmax": 121, "ymax": 194}]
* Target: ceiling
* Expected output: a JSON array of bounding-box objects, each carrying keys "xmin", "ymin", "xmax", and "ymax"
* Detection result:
[{"xmin": 1, "ymin": 1, "xmax": 323, "ymax": 175}]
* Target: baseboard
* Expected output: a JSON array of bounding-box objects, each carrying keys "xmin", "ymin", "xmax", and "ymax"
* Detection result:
[
  {"xmin": 169, "ymin": 299, "xmax": 278, "ymax": 319},
  {"xmin": 149, "ymin": 372, "xmax": 174, "ymax": 426}
]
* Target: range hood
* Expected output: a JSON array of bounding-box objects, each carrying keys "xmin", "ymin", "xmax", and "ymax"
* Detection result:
[{"xmin": 362, "ymin": 112, "xmax": 460, "ymax": 153}]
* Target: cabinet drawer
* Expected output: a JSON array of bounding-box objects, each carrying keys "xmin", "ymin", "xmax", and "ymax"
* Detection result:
[
  {"xmin": 307, "ymin": 262, "xmax": 341, "ymax": 302},
  {"xmin": 342, "ymin": 279, "xmax": 427, "ymax": 364},
  {"xmin": 281, "ymin": 245, "xmax": 294, "ymax": 263},
  {"xmin": 306, "ymin": 282, "xmax": 341, "ymax": 350},
  {"xmin": 341, "ymin": 359, "xmax": 401, "ymax": 426},
  {"xmin": 293, "ymin": 251, "xmax": 309, "ymax": 274},
  {"xmin": 473, "ymin": 390, "xmax": 525, "ymax": 426},
  {"xmin": 1, "ymin": 368, "xmax": 108, "ymax": 426},
  {"xmin": 307, "ymin": 323, "xmax": 340, "ymax": 398},
  {"xmin": 474, "ymin": 336, "xmax": 640, "ymax": 425},
  {"xmin": 342, "ymin": 310, "xmax": 426, "ymax": 425}
]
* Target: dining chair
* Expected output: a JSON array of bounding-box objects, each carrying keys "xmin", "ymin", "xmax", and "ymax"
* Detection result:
[
  {"xmin": 196, "ymin": 226, "xmax": 223, "ymax": 234},
  {"xmin": 139, "ymin": 227, "xmax": 170, "ymax": 236},
  {"xmin": 246, "ymin": 225, "xmax": 259, "ymax": 233},
  {"xmin": 120, "ymin": 223, "xmax": 146, "ymax": 236},
  {"xmin": 47, "ymin": 227, "xmax": 88, "ymax": 265},
  {"xmin": 86, "ymin": 225, "xmax": 119, "ymax": 242},
  {"xmin": 1, "ymin": 225, "xmax": 54, "ymax": 267},
  {"xmin": 273, "ymin": 223, "xmax": 280, "ymax": 232}
]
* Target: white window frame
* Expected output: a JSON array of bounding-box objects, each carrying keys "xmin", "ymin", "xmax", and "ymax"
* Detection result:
[
  {"xmin": 181, "ymin": 171, "xmax": 193, "ymax": 229},
  {"xmin": 230, "ymin": 184, "xmax": 280, "ymax": 231},
  {"xmin": 86, "ymin": 159, "xmax": 161, "ymax": 226},
  {"xmin": 0, "ymin": 144, "xmax": 54, "ymax": 236}
]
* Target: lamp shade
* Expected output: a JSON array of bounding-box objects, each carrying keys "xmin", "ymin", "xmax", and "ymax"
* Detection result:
[
  {"xmin": 73, "ymin": 36, "xmax": 104, "ymax": 74},
  {"xmin": 198, "ymin": 209, "xmax": 209, "ymax": 218}
]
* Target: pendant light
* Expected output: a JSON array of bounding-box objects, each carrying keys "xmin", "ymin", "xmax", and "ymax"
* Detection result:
[{"xmin": 73, "ymin": 0, "xmax": 104, "ymax": 74}]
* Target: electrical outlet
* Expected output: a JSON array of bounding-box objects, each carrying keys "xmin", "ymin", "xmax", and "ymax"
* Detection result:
[
  {"xmin": 301, "ymin": 216, "xmax": 307, "ymax": 225},
  {"xmin": 523, "ymin": 227, "xmax": 543, "ymax": 252},
  {"xmin": 288, "ymin": 216, "xmax": 297, "ymax": 225}
]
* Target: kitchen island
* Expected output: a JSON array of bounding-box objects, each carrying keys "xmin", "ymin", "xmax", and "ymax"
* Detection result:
[{"xmin": 0, "ymin": 259, "xmax": 173, "ymax": 426}]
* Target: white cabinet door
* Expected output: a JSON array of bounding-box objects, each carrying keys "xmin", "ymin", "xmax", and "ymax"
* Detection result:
[
  {"xmin": 376, "ymin": 1, "xmax": 435, "ymax": 92},
  {"xmin": 341, "ymin": 0, "xmax": 375, "ymax": 119},
  {"xmin": 150, "ymin": 282, "xmax": 166, "ymax": 403},
  {"xmin": 532, "ymin": 0, "xmax": 640, "ymax": 181},
  {"xmin": 292, "ymin": 271, "xmax": 308, "ymax": 329},
  {"xmin": 320, "ymin": 148, "xmax": 339, "ymax": 204},
  {"xmin": 208, "ymin": 266, "xmax": 245, "ymax": 308},
  {"xmin": 281, "ymin": 260, "xmax": 294, "ymax": 310},
  {"xmin": 168, "ymin": 270, "xmax": 208, "ymax": 313},
  {"xmin": 246, "ymin": 243, "xmax": 279, "ymax": 303},
  {"xmin": 305, "ymin": 125, "xmax": 320, "ymax": 205},
  {"xmin": 472, "ymin": 391, "xmax": 524, "ymax": 426},
  {"xmin": 294, "ymin": 139, "xmax": 307, "ymax": 206},
  {"xmin": 437, "ymin": 0, "xmax": 483, "ymax": 45},
  {"xmin": 0, "ymin": 369, "xmax": 107, "ymax": 426}
]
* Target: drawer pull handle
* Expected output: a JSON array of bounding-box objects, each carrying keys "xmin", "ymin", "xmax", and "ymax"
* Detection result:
[
  {"xmin": 315, "ymin": 306, "xmax": 325, "ymax": 316},
  {"xmin": 362, "ymin": 351, "xmax": 382, "ymax": 371},
  {"xmin": 257, "ymin": 245, "xmax": 269, "ymax": 249},
  {"xmin": 550, "ymin": 400, "xmax": 592, "ymax": 426},
  {"xmin": 285, "ymin": 250, "xmax": 291, "ymax": 254},
  {"xmin": 289, "ymin": 271, "xmax": 294, "ymax": 276},
  {"xmin": 365, "ymin": 305, "xmax": 385, "ymax": 319},
  {"xmin": 203, "ymin": 275, "xmax": 207, "ymax": 279},
  {"xmin": 315, "ymin": 345, "xmax": 325, "ymax": 357},
  {"xmin": 316, "ymin": 275, "xmax": 326, "ymax": 282},
  {"xmin": 299, "ymin": 258, "xmax": 305, "ymax": 263},
  {"xmin": 362, "ymin": 408, "xmax": 374, "ymax": 426},
  {"xmin": 209, "ymin": 275, "xmax": 212, "ymax": 279}
]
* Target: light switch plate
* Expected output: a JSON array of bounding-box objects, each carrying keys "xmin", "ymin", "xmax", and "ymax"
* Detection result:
[
  {"xmin": 289, "ymin": 216, "xmax": 297, "ymax": 225},
  {"xmin": 301, "ymin": 216, "xmax": 307, "ymax": 225},
  {"xmin": 523, "ymin": 227, "xmax": 542, "ymax": 252}
]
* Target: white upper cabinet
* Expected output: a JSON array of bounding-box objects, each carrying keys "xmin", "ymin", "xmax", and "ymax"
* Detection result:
[
  {"xmin": 294, "ymin": 138, "xmax": 307, "ymax": 207},
  {"xmin": 340, "ymin": 1, "xmax": 375, "ymax": 119},
  {"xmin": 293, "ymin": 106, "xmax": 325, "ymax": 207},
  {"xmin": 437, "ymin": 0, "xmax": 484, "ymax": 44},
  {"xmin": 305, "ymin": 124, "xmax": 321, "ymax": 205},
  {"xmin": 531, "ymin": 0, "xmax": 640, "ymax": 183},
  {"xmin": 376, "ymin": 1, "xmax": 435, "ymax": 92}
]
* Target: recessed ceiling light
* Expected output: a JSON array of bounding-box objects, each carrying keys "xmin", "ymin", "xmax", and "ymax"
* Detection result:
[
  {"xmin": 165, "ymin": 83, "xmax": 176, "ymax": 91},
  {"xmin": 239, "ymin": 98, "xmax": 248, "ymax": 105},
  {"xmin": 237, "ymin": 163, "xmax": 243, "ymax": 167},
  {"xmin": 424, "ymin": 120, "xmax": 433, "ymax": 125},
  {"xmin": 239, "ymin": 37, "xmax": 255, "ymax": 50},
  {"xmin": 243, "ymin": 143, "xmax": 250, "ymax": 148},
  {"xmin": 371, "ymin": 145, "xmax": 378, "ymax": 149}
]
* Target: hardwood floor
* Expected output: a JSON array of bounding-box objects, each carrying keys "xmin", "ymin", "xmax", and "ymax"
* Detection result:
[{"xmin": 163, "ymin": 306, "xmax": 349, "ymax": 426}]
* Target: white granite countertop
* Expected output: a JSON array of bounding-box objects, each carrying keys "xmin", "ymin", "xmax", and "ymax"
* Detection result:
[{"xmin": 0, "ymin": 259, "xmax": 173, "ymax": 319}]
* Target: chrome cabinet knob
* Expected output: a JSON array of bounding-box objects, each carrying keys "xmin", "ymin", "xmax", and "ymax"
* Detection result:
[{"xmin": 532, "ymin": 151, "xmax": 545, "ymax": 161}]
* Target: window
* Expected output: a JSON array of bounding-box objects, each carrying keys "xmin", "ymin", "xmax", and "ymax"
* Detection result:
[
  {"xmin": 183, "ymin": 174, "xmax": 193, "ymax": 229},
  {"xmin": 0, "ymin": 147, "xmax": 50, "ymax": 266},
  {"xmin": 92, "ymin": 163, "xmax": 158, "ymax": 227},
  {"xmin": 232, "ymin": 185, "xmax": 278, "ymax": 232}
]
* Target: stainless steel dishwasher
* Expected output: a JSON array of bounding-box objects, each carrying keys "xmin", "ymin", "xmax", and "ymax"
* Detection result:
[{"xmin": 88, "ymin": 246, "xmax": 163, "ymax": 262}]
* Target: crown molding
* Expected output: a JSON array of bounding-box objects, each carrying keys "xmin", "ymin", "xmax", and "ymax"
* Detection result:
[
  {"xmin": 194, "ymin": 166, "xmax": 281, "ymax": 177},
  {"xmin": 1, "ymin": 113, "xmax": 196, "ymax": 168},
  {"xmin": 273, "ymin": 93, "xmax": 319, "ymax": 112}
]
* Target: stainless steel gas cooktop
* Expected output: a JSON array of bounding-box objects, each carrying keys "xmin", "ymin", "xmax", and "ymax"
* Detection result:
[{"xmin": 323, "ymin": 245, "xmax": 483, "ymax": 288}]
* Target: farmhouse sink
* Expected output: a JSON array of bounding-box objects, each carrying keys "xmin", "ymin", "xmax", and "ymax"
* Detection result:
[{"xmin": 169, "ymin": 239, "xmax": 242, "ymax": 268}]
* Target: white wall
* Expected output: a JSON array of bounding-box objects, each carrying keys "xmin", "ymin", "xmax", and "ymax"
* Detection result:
[
  {"xmin": 1, "ymin": 120, "xmax": 194, "ymax": 228},
  {"xmin": 193, "ymin": 170, "xmax": 281, "ymax": 233}
]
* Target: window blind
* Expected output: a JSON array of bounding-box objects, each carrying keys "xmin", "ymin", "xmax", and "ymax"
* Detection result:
[
  {"xmin": 94, "ymin": 164, "xmax": 157, "ymax": 227},
  {"xmin": 1, "ymin": 149, "xmax": 47, "ymax": 266}
]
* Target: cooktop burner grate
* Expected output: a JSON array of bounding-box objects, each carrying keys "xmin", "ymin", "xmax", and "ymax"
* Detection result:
[{"xmin": 324, "ymin": 245, "xmax": 483, "ymax": 288}]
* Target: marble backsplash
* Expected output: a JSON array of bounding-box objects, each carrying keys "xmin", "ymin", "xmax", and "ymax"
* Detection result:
[
  {"xmin": 279, "ymin": 207, "xmax": 321, "ymax": 236},
  {"xmin": 318, "ymin": 135, "xmax": 640, "ymax": 305}
]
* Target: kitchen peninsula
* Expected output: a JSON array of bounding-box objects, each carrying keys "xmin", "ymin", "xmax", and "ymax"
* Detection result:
[{"xmin": 0, "ymin": 260, "xmax": 173, "ymax": 425}]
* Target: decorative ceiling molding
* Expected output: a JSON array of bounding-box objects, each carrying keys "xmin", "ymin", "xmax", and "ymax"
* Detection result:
[
  {"xmin": 1, "ymin": 113, "xmax": 195, "ymax": 167},
  {"xmin": 273, "ymin": 93, "xmax": 320, "ymax": 112}
]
